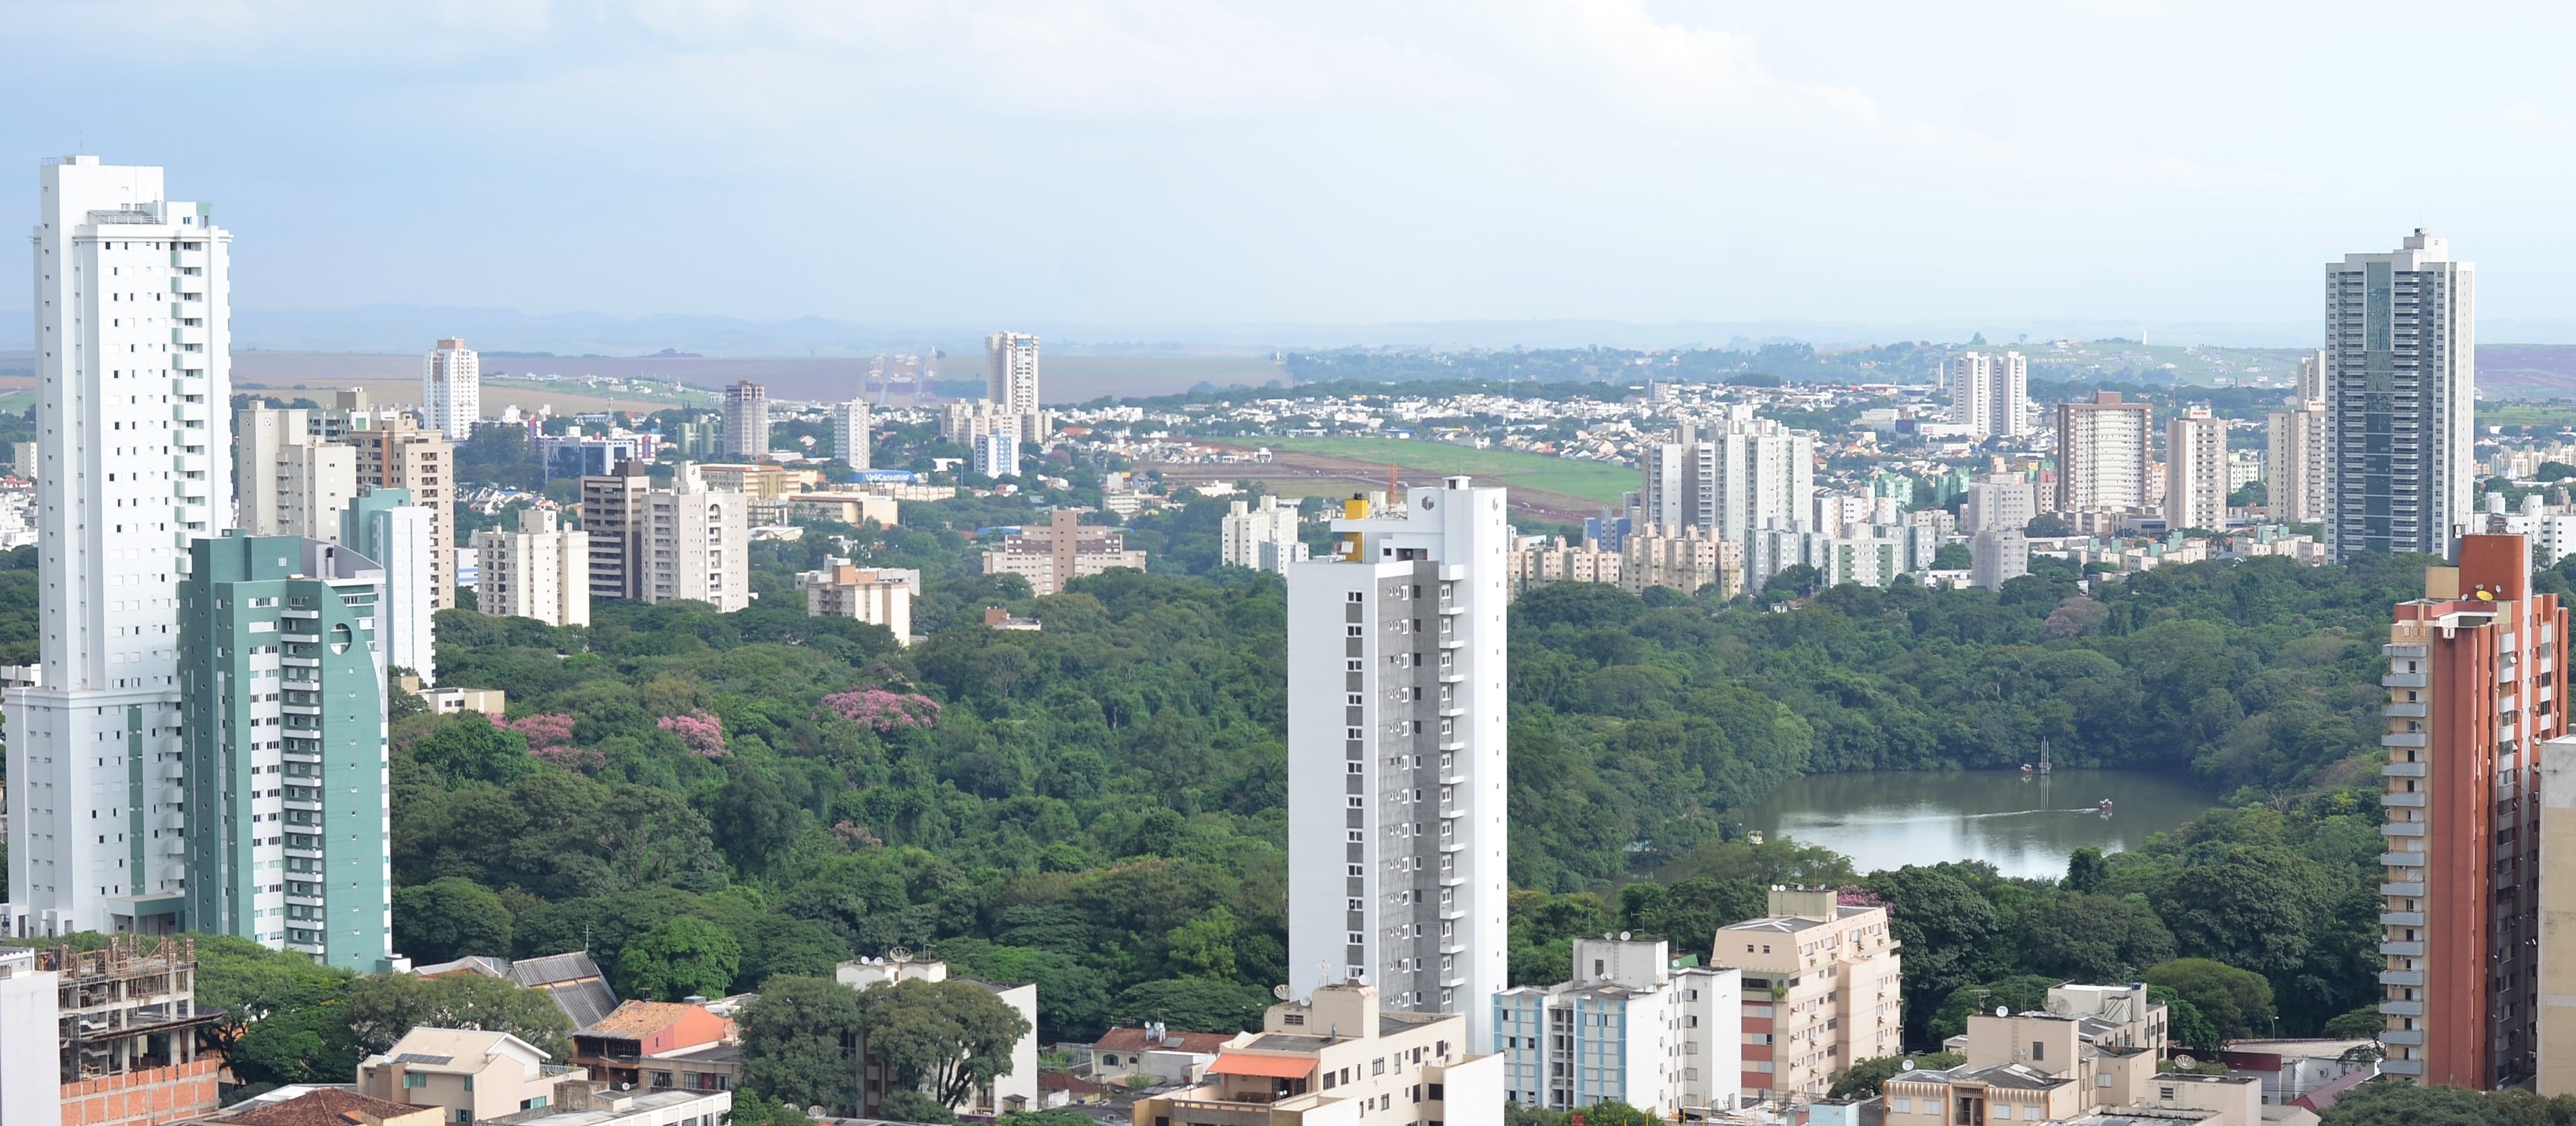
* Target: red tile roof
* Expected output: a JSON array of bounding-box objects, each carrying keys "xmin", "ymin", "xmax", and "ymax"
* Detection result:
[{"xmin": 224, "ymin": 1088, "xmax": 426, "ymax": 1126}]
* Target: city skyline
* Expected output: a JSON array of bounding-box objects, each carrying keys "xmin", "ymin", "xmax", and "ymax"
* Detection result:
[{"xmin": 12, "ymin": 6, "xmax": 2576, "ymax": 337}]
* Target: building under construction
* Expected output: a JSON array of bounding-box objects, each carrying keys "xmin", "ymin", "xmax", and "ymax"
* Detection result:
[{"xmin": 39, "ymin": 936, "xmax": 221, "ymax": 1126}]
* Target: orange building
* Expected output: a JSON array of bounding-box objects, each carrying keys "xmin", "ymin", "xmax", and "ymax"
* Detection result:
[
  {"xmin": 2379, "ymin": 534, "xmax": 2569, "ymax": 1087},
  {"xmin": 570, "ymin": 1000, "xmax": 741, "ymax": 1094}
]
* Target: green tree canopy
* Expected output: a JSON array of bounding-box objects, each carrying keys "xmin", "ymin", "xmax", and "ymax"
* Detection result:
[
  {"xmin": 341, "ymin": 971, "xmax": 573, "ymax": 1057},
  {"xmin": 739, "ymin": 975, "xmax": 867, "ymax": 1116},
  {"xmin": 392, "ymin": 877, "xmax": 514, "ymax": 964},
  {"xmin": 855, "ymin": 977, "xmax": 1034, "ymax": 1111},
  {"xmin": 615, "ymin": 916, "xmax": 744, "ymax": 1002},
  {"xmin": 1107, "ymin": 978, "xmax": 1272, "ymax": 1034},
  {"xmin": 2146, "ymin": 958, "xmax": 2276, "ymax": 1042}
]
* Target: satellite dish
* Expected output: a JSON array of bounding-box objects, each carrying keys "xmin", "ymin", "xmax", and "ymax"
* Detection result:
[
  {"xmin": 1995, "ymin": 1005, "xmax": 2009, "ymax": 1018},
  {"xmin": 2175, "ymin": 1054, "xmax": 2195, "ymax": 1068},
  {"xmin": 2046, "ymin": 997, "xmax": 2071, "ymax": 1015},
  {"xmin": 1901, "ymin": 1060, "xmax": 1916, "ymax": 1072},
  {"xmin": 1273, "ymin": 985, "xmax": 1292, "ymax": 1000},
  {"xmin": 888, "ymin": 945, "xmax": 912, "ymax": 962}
]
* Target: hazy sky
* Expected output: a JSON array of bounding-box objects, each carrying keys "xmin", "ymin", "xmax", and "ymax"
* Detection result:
[{"xmin": 8, "ymin": 1, "xmax": 2576, "ymax": 332}]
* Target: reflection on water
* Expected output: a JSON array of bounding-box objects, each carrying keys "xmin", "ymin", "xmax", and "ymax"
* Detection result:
[{"xmin": 1748, "ymin": 769, "xmax": 2224, "ymax": 880}]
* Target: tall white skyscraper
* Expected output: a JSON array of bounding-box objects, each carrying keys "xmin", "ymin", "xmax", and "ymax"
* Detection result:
[
  {"xmin": 723, "ymin": 380, "xmax": 769, "ymax": 458},
  {"xmin": 2165, "ymin": 406, "xmax": 2228, "ymax": 531},
  {"xmin": 422, "ymin": 337, "xmax": 480, "ymax": 440},
  {"xmin": 1286, "ymin": 479, "xmax": 1509, "ymax": 1046},
  {"xmin": 7, "ymin": 157, "xmax": 231, "ymax": 939},
  {"xmin": 986, "ymin": 331, "xmax": 1041, "ymax": 415},
  {"xmin": 1634, "ymin": 406, "xmax": 1816, "ymax": 546},
  {"xmin": 831, "ymin": 399, "xmax": 871, "ymax": 470},
  {"xmin": 2326, "ymin": 231, "xmax": 2475, "ymax": 560},
  {"xmin": 1945, "ymin": 350, "xmax": 2030, "ymax": 440}
]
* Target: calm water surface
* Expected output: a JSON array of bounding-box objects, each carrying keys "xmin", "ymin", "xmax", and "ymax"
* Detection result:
[{"xmin": 1748, "ymin": 769, "xmax": 2225, "ymax": 880}]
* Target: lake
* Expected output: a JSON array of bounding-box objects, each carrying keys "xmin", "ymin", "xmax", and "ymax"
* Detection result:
[{"xmin": 1747, "ymin": 769, "xmax": 2227, "ymax": 880}]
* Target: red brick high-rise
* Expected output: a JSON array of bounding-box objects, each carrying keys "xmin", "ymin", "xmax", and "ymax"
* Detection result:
[{"xmin": 2380, "ymin": 533, "xmax": 2567, "ymax": 1086}]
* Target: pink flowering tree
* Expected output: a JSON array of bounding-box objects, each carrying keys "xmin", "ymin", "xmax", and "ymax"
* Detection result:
[
  {"xmin": 505, "ymin": 713, "xmax": 578, "ymax": 749},
  {"xmin": 818, "ymin": 688, "xmax": 942, "ymax": 733},
  {"xmin": 503, "ymin": 713, "xmax": 602, "ymax": 771},
  {"xmin": 658, "ymin": 710, "xmax": 728, "ymax": 758}
]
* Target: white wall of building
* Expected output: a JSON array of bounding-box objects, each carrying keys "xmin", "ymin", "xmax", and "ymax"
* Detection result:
[
  {"xmin": 831, "ymin": 400, "xmax": 871, "ymax": 470},
  {"xmin": 1287, "ymin": 479, "xmax": 1509, "ymax": 1047},
  {"xmin": 0, "ymin": 950, "xmax": 61, "ymax": 1126},
  {"xmin": 422, "ymin": 338, "xmax": 480, "ymax": 440},
  {"xmin": 8, "ymin": 157, "xmax": 226, "ymax": 938}
]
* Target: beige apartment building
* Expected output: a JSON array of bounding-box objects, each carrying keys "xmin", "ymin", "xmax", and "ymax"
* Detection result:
[
  {"xmin": 1509, "ymin": 535, "xmax": 1621, "ymax": 595},
  {"xmin": 358, "ymin": 1027, "xmax": 573, "ymax": 1122},
  {"xmin": 1705, "ymin": 887, "xmax": 1901, "ymax": 1104},
  {"xmin": 236, "ymin": 406, "xmax": 357, "ymax": 540},
  {"xmin": 1624, "ymin": 523, "xmax": 1742, "ymax": 600},
  {"xmin": 982, "ymin": 509, "xmax": 1147, "ymax": 596},
  {"xmin": 1889, "ymin": 981, "xmax": 2246, "ymax": 1126},
  {"xmin": 1130, "ymin": 982, "xmax": 1502, "ymax": 1126},
  {"xmin": 2543, "ymin": 734, "xmax": 2576, "ymax": 1095},
  {"xmin": 346, "ymin": 413, "xmax": 456, "ymax": 608},
  {"xmin": 797, "ymin": 559, "xmax": 917, "ymax": 642},
  {"xmin": 579, "ymin": 462, "xmax": 750, "ymax": 612},
  {"xmin": 582, "ymin": 461, "xmax": 652, "ymax": 601},
  {"xmin": 473, "ymin": 509, "xmax": 590, "ymax": 626}
]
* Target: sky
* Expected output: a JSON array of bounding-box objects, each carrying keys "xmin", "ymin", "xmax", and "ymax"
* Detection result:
[{"xmin": 8, "ymin": 1, "xmax": 2576, "ymax": 343}]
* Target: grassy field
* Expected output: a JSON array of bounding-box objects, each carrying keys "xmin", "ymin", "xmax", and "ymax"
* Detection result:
[
  {"xmin": 2479, "ymin": 403, "xmax": 2576, "ymax": 430},
  {"xmin": 1244, "ymin": 436, "xmax": 1636, "ymax": 504}
]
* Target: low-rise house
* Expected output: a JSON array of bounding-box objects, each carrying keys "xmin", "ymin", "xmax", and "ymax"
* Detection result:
[
  {"xmin": 1087, "ymin": 1024, "xmax": 1250, "ymax": 1085},
  {"xmin": 358, "ymin": 1028, "xmax": 574, "ymax": 1124},
  {"xmin": 1129, "ymin": 982, "xmax": 1502, "ymax": 1126},
  {"xmin": 571, "ymin": 1001, "xmax": 740, "ymax": 1095},
  {"xmin": 1037, "ymin": 1072, "xmax": 1109, "ymax": 1108},
  {"xmin": 2215, "ymin": 1040, "xmax": 2379, "ymax": 1105}
]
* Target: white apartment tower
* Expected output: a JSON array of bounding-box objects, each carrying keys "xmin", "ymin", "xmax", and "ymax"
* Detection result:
[
  {"xmin": 7, "ymin": 157, "xmax": 231, "ymax": 939},
  {"xmin": 422, "ymin": 338, "xmax": 479, "ymax": 440},
  {"xmin": 1286, "ymin": 479, "xmax": 1510, "ymax": 1047},
  {"xmin": 2165, "ymin": 406, "xmax": 2228, "ymax": 532},
  {"xmin": 831, "ymin": 399, "xmax": 871, "ymax": 470},
  {"xmin": 2053, "ymin": 392, "xmax": 2154, "ymax": 513},
  {"xmin": 1946, "ymin": 350, "xmax": 2030, "ymax": 440},
  {"xmin": 473, "ymin": 509, "xmax": 590, "ymax": 627},
  {"xmin": 2326, "ymin": 231, "xmax": 2476, "ymax": 561},
  {"xmin": 1635, "ymin": 407, "xmax": 1816, "ymax": 546},
  {"xmin": 645, "ymin": 465, "xmax": 751, "ymax": 612},
  {"xmin": 722, "ymin": 380, "xmax": 769, "ymax": 459},
  {"xmin": 1220, "ymin": 495, "xmax": 1307, "ymax": 573},
  {"xmin": 2267, "ymin": 350, "xmax": 2331, "ymax": 524},
  {"xmin": 987, "ymin": 332, "xmax": 1041, "ymax": 415}
]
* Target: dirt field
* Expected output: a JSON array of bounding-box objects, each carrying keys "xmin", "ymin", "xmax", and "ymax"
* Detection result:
[{"xmin": 229, "ymin": 350, "xmax": 1285, "ymax": 406}]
